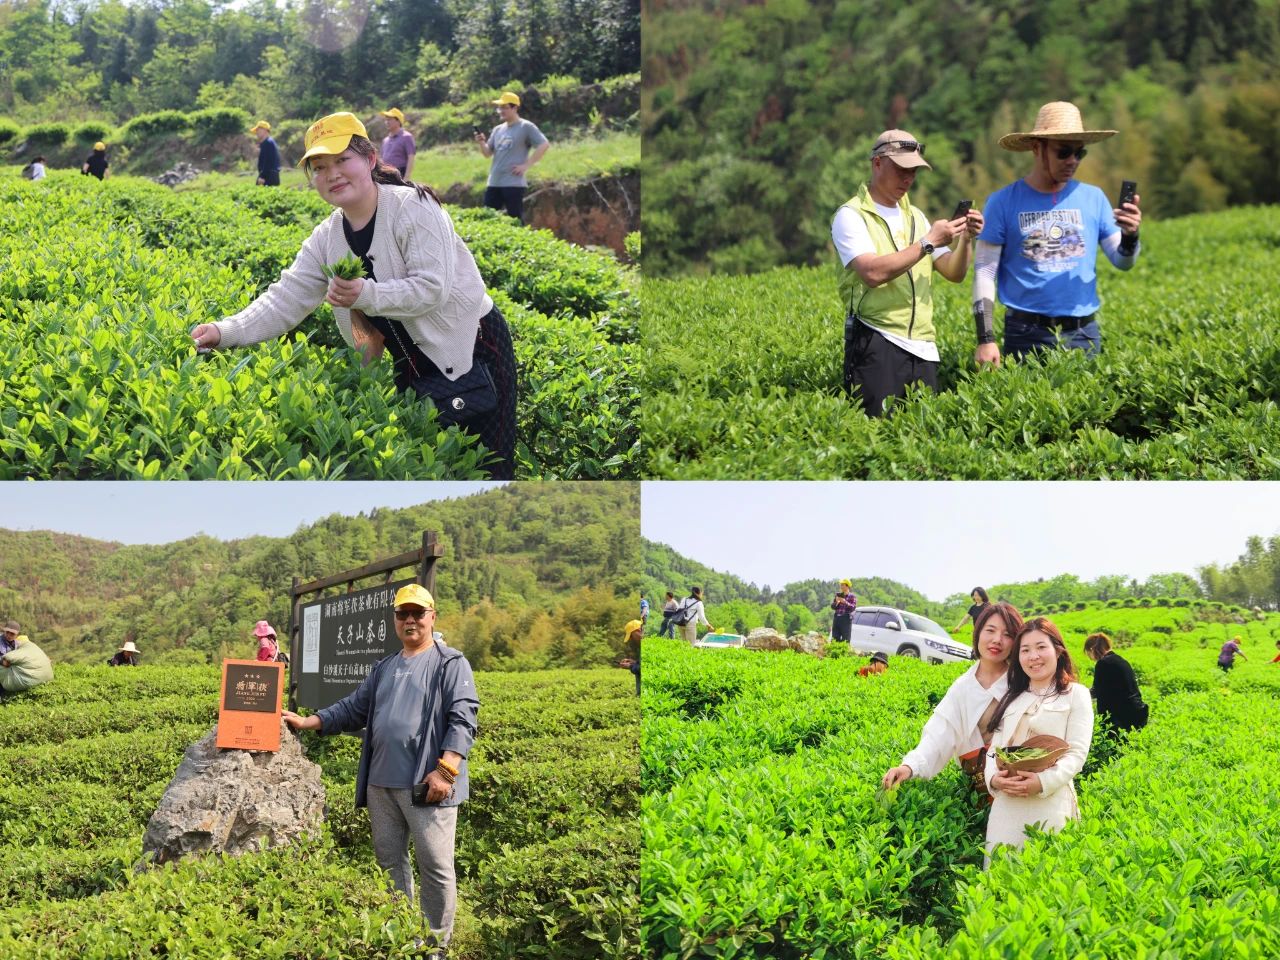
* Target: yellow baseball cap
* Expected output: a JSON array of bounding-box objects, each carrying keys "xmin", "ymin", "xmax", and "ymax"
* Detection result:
[
  {"xmin": 394, "ymin": 583, "xmax": 436, "ymax": 611},
  {"xmin": 299, "ymin": 112, "xmax": 367, "ymax": 165},
  {"xmin": 492, "ymin": 92, "xmax": 521, "ymax": 107},
  {"xmin": 379, "ymin": 108, "xmax": 405, "ymax": 124},
  {"xmin": 624, "ymin": 619, "xmax": 644, "ymax": 640},
  {"xmin": 248, "ymin": 120, "xmax": 271, "ymax": 134},
  {"xmin": 93, "ymin": 141, "xmax": 106, "ymax": 151},
  {"xmin": 839, "ymin": 579, "xmax": 852, "ymax": 588}
]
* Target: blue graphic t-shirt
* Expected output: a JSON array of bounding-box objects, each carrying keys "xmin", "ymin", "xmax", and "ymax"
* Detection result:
[{"xmin": 979, "ymin": 179, "xmax": 1120, "ymax": 317}]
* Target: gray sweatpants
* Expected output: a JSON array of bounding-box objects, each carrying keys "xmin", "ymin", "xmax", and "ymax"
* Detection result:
[{"xmin": 367, "ymin": 785, "xmax": 459, "ymax": 947}]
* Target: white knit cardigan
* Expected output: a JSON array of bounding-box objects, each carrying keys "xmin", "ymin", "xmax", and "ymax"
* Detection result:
[
  {"xmin": 900, "ymin": 664, "xmax": 1009, "ymax": 780},
  {"xmin": 213, "ymin": 184, "xmax": 494, "ymax": 381}
]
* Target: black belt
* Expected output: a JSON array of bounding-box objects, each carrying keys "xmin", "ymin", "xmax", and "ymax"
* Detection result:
[{"xmin": 1006, "ymin": 308, "xmax": 1095, "ymax": 330}]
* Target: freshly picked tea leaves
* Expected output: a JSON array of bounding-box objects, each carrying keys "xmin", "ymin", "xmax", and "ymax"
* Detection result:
[
  {"xmin": 994, "ymin": 734, "xmax": 1070, "ymax": 772},
  {"xmin": 321, "ymin": 253, "xmax": 367, "ymax": 280}
]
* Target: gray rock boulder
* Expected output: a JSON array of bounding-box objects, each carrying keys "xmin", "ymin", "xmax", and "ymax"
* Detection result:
[
  {"xmin": 140, "ymin": 721, "xmax": 325, "ymax": 867},
  {"xmin": 789, "ymin": 632, "xmax": 827, "ymax": 656},
  {"xmin": 744, "ymin": 627, "xmax": 787, "ymax": 650},
  {"xmin": 152, "ymin": 162, "xmax": 202, "ymax": 188}
]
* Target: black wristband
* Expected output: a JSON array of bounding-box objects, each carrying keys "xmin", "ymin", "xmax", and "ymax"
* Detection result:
[
  {"xmin": 1119, "ymin": 231, "xmax": 1138, "ymax": 256},
  {"xmin": 973, "ymin": 302, "xmax": 995, "ymax": 345}
]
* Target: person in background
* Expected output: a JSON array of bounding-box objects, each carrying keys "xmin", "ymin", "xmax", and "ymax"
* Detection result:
[
  {"xmin": 380, "ymin": 108, "xmax": 417, "ymax": 179},
  {"xmin": 473, "ymin": 92, "xmax": 549, "ymax": 222},
  {"xmin": 858, "ymin": 651, "xmax": 889, "ymax": 677},
  {"xmin": 883, "ymin": 602, "xmax": 1022, "ymax": 803},
  {"xmin": 677, "ymin": 587, "xmax": 713, "ymax": 645},
  {"xmin": 954, "ymin": 587, "xmax": 990, "ymax": 631},
  {"xmin": 1218, "ymin": 635, "xmax": 1247, "ymax": 672},
  {"xmin": 108, "ymin": 641, "xmax": 140, "ymax": 667},
  {"xmin": 1270, "ymin": 639, "xmax": 1280, "ymax": 664},
  {"xmin": 831, "ymin": 580, "xmax": 857, "ymax": 643},
  {"xmin": 1082, "ymin": 632, "xmax": 1147, "ymax": 731},
  {"xmin": 255, "ymin": 620, "xmax": 289, "ymax": 664},
  {"xmin": 249, "ymin": 121, "xmax": 281, "ymax": 186},
  {"xmin": 639, "ymin": 593, "xmax": 650, "ymax": 628},
  {"xmin": 82, "ymin": 142, "xmax": 109, "ymax": 180},
  {"xmin": 620, "ymin": 619, "xmax": 643, "ymax": 696},
  {"xmin": 1, "ymin": 635, "xmax": 53, "ymax": 699},
  {"xmin": 22, "ymin": 156, "xmax": 47, "ymax": 180},
  {"xmin": 282, "ymin": 584, "xmax": 478, "ymax": 957},
  {"xmin": 0, "ymin": 621, "xmax": 21, "ymax": 656},
  {"xmin": 659, "ymin": 592, "xmax": 679, "ymax": 638}
]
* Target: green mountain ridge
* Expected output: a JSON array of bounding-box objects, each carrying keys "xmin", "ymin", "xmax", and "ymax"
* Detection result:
[{"xmin": 2, "ymin": 483, "xmax": 640, "ymax": 668}]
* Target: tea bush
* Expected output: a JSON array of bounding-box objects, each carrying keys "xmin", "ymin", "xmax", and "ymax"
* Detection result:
[
  {"xmin": 641, "ymin": 206, "xmax": 1280, "ymax": 478},
  {"xmin": 643, "ymin": 602, "xmax": 1280, "ymax": 957},
  {"xmin": 0, "ymin": 663, "xmax": 640, "ymax": 958},
  {"xmin": 0, "ymin": 173, "xmax": 636, "ymax": 478}
]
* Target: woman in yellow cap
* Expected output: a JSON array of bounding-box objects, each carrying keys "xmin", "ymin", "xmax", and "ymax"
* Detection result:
[
  {"xmin": 82, "ymin": 141, "xmax": 109, "ymax": 180},
  {"xmin": 190, "ymin": 112, "xmax": 517, "ymax": 479},
  {"xmin": 621, "ymin": 619, "xmax": 643, "ymax": 696}
]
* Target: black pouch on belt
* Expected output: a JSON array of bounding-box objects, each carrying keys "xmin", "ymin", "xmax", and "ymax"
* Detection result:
[{"xmin": 411, "ymin": 362, "xmax": 498, "ymax": 428}]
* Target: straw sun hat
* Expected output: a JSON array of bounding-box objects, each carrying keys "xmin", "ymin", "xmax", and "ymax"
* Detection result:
[{"xmin": 999, "ymin": 101, "xmax": 1117, "ymax": 152}]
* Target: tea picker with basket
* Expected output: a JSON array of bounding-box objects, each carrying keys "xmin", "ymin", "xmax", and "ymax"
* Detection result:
[{"xmin": 983, "ymin": 617, "xmax": 1093, "ymax": 865}]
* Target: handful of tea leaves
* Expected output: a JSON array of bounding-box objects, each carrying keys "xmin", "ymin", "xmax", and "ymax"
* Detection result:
[
  {"xmin": 993, "ymin": 734, "xmax": 1070, "ymax": 773},
  {"xmin": 321, "ymin": 254, "xmax": 367, "ymax": 280},
  {"xmin": 995, "ymin": 747, "xmax": 1053, "ymax": 764}
]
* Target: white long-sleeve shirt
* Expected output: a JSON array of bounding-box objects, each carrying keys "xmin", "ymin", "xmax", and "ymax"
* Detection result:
[{"xmin": 900, "ymin": 663, "xmax": 1008, "ymax": 780}]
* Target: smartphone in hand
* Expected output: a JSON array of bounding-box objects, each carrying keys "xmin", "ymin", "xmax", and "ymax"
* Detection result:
[
  {"xmin": 1117, "ymin": 180, "xmax": 1137, "ymax": 209},
  {"xmin": 951, "ymin": 199, "xmax": 973, "ymax": 221}
]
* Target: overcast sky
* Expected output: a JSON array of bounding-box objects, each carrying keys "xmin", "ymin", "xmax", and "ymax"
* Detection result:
[
  {"xmin": 0, "ymin": 482, "xmax": 506, "ymax": 544},
  {"xmin": 642, "ymin": 482, "xmax": 1280, "ymax": 600}
]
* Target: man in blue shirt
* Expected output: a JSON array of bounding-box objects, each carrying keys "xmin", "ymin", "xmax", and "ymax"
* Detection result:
[
  {"xmin": 973, "ymin": 102, "xmax": 1143, "ymax": 365},
  {"xmin": 250, "ymin": 120, "xmax": 281, "ymax": 187},
  {"xmin": 283, "ymin": 584, "xmax": 478, "ymax": 956}
]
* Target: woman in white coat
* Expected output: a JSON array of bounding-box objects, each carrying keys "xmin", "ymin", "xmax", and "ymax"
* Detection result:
[
  {"xmin": 983, "ymin": 617, "xmax": 1093, "ymax": 864},
  {"xmin": 882, "ymin": 601, "xmax": 1024, "ymax": 800}
]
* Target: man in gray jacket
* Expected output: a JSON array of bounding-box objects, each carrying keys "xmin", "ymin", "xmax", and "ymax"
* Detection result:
[{"xmin": 283, "ymin": 583, "xmax": 479, "ymax": 954}]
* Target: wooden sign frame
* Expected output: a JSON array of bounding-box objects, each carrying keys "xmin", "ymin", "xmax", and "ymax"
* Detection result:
[{"xmin": 216, "ymin": 659, "xmax": 284, "ymax": 752}]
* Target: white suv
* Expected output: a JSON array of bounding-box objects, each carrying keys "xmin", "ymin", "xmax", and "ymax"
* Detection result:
[{"xmin": 847, "ymin": 606, "xmax": 972, "ymax": 664}]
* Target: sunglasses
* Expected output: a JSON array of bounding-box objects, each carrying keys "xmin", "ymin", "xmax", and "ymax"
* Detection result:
[
  {"xmin": 875, "ymin": 139, "xmax": 925, "ymax": 157},
  {"xmin": 1052, "ymin": 145, "xmax": 1087, "ymax": 160},
  {"xmin": 394, "ymin": 608, "xmax": 431, "ymax": 620}
]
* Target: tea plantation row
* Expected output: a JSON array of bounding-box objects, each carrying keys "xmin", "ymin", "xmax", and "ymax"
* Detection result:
[
  {"xmin": 640, "ymin": 206, "xmax": 1280, "ymax": 478},
  {"xmin": 0, "ymin": 665, "xmax": 640, "ymax": 958},
  {"xmin": 642, "ymin": 606, "xmax": 1280, "ymax": 957},
  {"xmin": 1, "ymin": 173, "xmax": 637, "ymax": 479}
]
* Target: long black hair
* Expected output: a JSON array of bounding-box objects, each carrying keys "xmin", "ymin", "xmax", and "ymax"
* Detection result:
[
  {"xmin": 306, "ymin": 134, "xmax": 440, "ymax": 205},
  {"xmin": 971, "ymin": 586, "xmax": 990, "ymax": 604},
  {"xmin": 986, "ymin": 617, "xmax": 1077, "ymax": 737},
  {"xmin": 970, "ymin": 600, "xmax": 1023, "ymax": 660}
]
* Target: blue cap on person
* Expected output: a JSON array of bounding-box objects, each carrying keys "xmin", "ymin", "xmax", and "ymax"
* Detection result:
[{"xmin": 394, "ymin": 584, "xmax": 435, "ymax": 610}]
